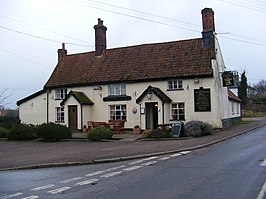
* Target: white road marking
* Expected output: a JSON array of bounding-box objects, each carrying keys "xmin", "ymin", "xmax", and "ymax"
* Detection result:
[
  {"xmin": 101, "ymin": 171, "xmax": 123, "ymax": 178},
  {"xmin": 60, "ymin": 177, "xmax": 83, "ymax": 183},
  {"xmin": 86, "ymin": 165, "xmax": 126, "ymax": 176},
  {"xmin": 0, "ymin": 193, "xmax": 23, "ymax": 199},
  {"xmin": 141, "ymin": 160, "xmax": 158, "ymax": 166},
  {"xmin": 257, "ymin": 180, "xmax": 266, "ymax": 199},
  {"xmin": 21, "ymin": 196, "xmax": 39, "ymax": 199},
  {"xmin": 47, "ymin": 187, "xmax": 71, "ymax": 194},
  {"xmin": 86, "ymin": 170, "xmax": 105, "ymax": 176},
  {"xmin": 169, "ymin": 153, "xmax": 182, "ymax": 157},
  {"xmin": 260, "ymin": 159, "xmax": 266, "ymax": 166},
  {"xmin": 180, "ymin": 151, "xmax": 191, "ymax": 155},
  {"xmin": 76, "ymin": 179, "xmax": 99, "ymax": 186},
  {"xmin": 105, "ymin": 165, "xmax": 126, "ymax": 171},
  {"xmin": 31, "ymin": 184, "xmax": 55, "ymax": 191},
  {"xmin": 123, "ymin": 165, "xmax": 143, "ymax": 171},
  {"xmin": 159, "ymin": 156, "xmax": 170, "ymax": 161},
  {"xmin": 128, "ymin": 156, "xmax": 158, "ymax": 165}
]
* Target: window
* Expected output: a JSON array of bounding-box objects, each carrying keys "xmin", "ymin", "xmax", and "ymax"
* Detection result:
[
  {"xmin": 55, "ymin": 88, "xmax": 67, "ymax": 100},
  {"xmin": 171, "ymin": 103, "xmax": 185, "ymax": 120},
  {"xmin": 56, "ymin": 107, "xmax": 64, "ymax": 122},
  {"xmin": 109, "ymin": 105, "xmax": 127, "ymax": 120},
  {"xmin": 108, "ymin": 84, "xmax": 126, "ymax": 96},
  {"xmin": 231, "ymin": 102, "xmax": 235, "ymax": 115},
  {"xmin": 168, "ymin": 80, "xmax": 183, "ymax": 90}
]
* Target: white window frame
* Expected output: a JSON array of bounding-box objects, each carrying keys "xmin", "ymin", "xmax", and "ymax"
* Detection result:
[
  {"xmin": 108, "ymin": 84, "xmax": 126, "ymax": 96},
  {"xmin": 109, "ymin": 104, "xmax": 127, "ymax": 120},
  {"xmin": 231, "ymin": 102, "xmax": 235, "ymax": 115},
  {"xmin": 171, "ymin": 102, "xmax": 185, "ymax": 121},
  {"xmin": 168, "ymin": 80, "xmax": 183, "ymax": 90},
  {"xmin": 56, "ymin": 107, "xmax": 64, "ymax": 122},
  {"xmin": 55, "ymin": 88, "xmax": 67, "ymax": 100}
]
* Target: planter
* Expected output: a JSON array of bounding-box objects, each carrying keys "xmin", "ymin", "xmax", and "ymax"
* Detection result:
[{"xmin": 133, "ymin": 127, "xmax": 141, "ymax": 135}]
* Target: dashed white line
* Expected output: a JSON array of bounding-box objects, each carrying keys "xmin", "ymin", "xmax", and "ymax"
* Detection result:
[
  {"xmin": 47, "ymin": 187, "xmax": 71, "ymax": 194},
  {"xmin": 76, "ymin": 179, "xmax": 99, "ymax": 186},
  {"xmin": 257, "ymin": 180, "xmax": 266, "ymax": 199},
  {"xmin": 169, "ymin": 153, "xmax": 182, "ymax": 157},
  {"xmin": 21, "ymin": 196, "xmax": 39, "ymax": 199},
  {"xmin": 86, "ymin": 165, "xmax": 126, "ymax": 177},
  {"xmin": 180, "ymin": 151, "xmax": 191, "ymax": 155},
  {"xmin": 123, "ymin": 165, "xmax": 143, "ymax": 171},
  {"xmin": 86, "ymin": 170, "xmax": 105, "ymax": 176},
  {"xmin": 105, "ymin": 165, "xmax": 126, "ymax": 171},
  {"xmin": 141, "ymin": 160, "xmax": 158, "ymax": 166},
  {"xmin": 101, "ymin": 171, "xmax": 123, "ymax": 178},
  {"xmin": 260, "ymin": 159, "xmax": 266, "ymax": 166},
  {"xmin": 0, "ymin": 193, "xmax": 23, "ymax": 199},
  {"xmin": 60, "ymin": 177, "xmax": 83, "ymax": 183},
  {"xmin": 128, "ymin": 156, "xmax": 158, "ymax": 165},
  {"xmin": 31, "ymin": 184, "xmax": 55, "ymax": 191},
  {"xmin": 159, "ymin": 156, "xmax": 170, "ymax": 161}
]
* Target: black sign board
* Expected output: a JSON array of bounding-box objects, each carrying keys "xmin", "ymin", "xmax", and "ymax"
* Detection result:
[
  {"xmin": 194, "ymin": 87, "xmax": 211, "ymax": 112},
  {"xmin": 171, "ymin": 121, "xmax": 183, "ymax": 138},
  {"xmin": 222, "ymin": 71, "xmax": 235, "ymax": 87}
]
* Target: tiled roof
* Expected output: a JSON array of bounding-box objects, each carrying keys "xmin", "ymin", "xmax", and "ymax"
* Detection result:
[{"xmin": 44, "ymin": 38, "xmax": 213, "ymax": 89}]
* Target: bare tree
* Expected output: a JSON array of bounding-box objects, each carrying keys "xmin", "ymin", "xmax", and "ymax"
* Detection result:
[{"xmin": 0, "ymin": 88, "xmax": 11, "ymax": 110}]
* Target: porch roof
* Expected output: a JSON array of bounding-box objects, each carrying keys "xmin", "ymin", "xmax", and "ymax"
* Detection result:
[{"xmin": 60, "ymin": 91, "xmax": 94, "ymax": 106}]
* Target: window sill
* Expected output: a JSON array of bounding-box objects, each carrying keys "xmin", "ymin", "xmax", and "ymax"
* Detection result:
[{"xmin": 167, "ymin": 88, "xmax": 184, "ymax": 91}]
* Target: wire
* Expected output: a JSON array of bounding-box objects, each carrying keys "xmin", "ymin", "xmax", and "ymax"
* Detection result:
[
  {"xmin": 217, "ymin": 0, "xmax": 266, "ymax": 13},
  {"xmin": 0, "ymin": 25, "xmax": 93, "ymax": 47},
  {"xmin": 0, "ymin": 47, "xmax": 51, "ymax": 70},
  {"xmin": 0, "ymin": 14, "xmax": 93, "ymax": 45}
]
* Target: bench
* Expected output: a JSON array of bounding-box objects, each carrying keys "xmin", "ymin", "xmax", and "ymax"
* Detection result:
[{"xmin": 108, "ymin": 120, "xmax": 125, "ymax": 134}]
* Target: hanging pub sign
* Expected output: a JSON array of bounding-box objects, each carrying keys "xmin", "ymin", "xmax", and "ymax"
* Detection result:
[
  {"xmin": 222, "ymin": 71, "xmax": 235, "ymax": 87},
  {"xmin": 194, "ymin": 87, "xmax": 211, "ymax": 112}
]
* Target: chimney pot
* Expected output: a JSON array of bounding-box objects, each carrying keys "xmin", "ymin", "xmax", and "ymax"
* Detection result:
[{"xmin": 201, "ymin": 8, "xmax": 215, "ymax": 32}]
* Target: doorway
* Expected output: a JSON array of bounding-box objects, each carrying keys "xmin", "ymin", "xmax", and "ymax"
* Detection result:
[
  {"xmin": 68, "ymin": 105, "xmax": 78, "ymax": 130},
  {"xmin": 145, "ymin": 102, "xmax": 158, "ymax": 129}
]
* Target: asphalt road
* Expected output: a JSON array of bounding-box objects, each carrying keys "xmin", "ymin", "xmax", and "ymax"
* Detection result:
[{"xmin": 0, "ymin": 126, "xmax": 266, "ymax": 199}]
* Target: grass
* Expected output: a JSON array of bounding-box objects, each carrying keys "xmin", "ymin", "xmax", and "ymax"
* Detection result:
[{"xmin": 233, "ymin": 120, "xmax": 253, "ymax": 126}]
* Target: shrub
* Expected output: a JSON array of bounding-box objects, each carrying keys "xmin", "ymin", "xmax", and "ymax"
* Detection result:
[
  {"xmin": 184, "ymin": 121, "xmax": 213, "ymax": 137},
  {"xmin": 0, "ymin": 127, "xmax": 9, "ymax": 138},
  {"xmin": 8, "ymin": 124, "xmax": 37, "ymax": 140},
  {"xmin": 141, "ymin": 129, "xmax": 152, "ymax": 138},
  {"xmin": 87, "ymin": 127, "xmax": 113, "ymax": 141},
  {"xmin": 38, "ymin": 123, "xmax": 72, "ymax": 141},
  {"xmin": 141, "ymin": 128, "xmax": 171, "ymax": 139}
]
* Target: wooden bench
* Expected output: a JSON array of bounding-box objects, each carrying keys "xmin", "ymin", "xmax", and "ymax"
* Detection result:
[{"xmin": 108, "ymin": 120, "xmax": 125, "ymax": 134}]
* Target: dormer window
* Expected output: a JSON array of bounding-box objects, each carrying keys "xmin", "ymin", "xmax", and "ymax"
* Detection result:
[
  {"xmin": 108, "ymin": 84, "xmax": 126, "ymax": 96},
  {"xmin": 55, "ymin": 88, "xmax": 67, "ymax": 100},
  {"xmin": 168, "ymin": 80, "xmax": 183, "ymax": 90}
]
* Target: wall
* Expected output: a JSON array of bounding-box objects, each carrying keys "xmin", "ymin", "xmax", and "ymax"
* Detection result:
[{"xmin": 19, "ymin": 92, "xmax": 47, "ymax": 125}]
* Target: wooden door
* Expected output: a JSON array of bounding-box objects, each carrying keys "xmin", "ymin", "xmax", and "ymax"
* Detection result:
[{"xmin": 68, "ymin": 105, "xmax": 78, "ymax": 130}]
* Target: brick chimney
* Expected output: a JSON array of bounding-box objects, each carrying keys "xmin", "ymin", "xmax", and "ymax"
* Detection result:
[
  {"xmin": 201, "ymin": 8, "xmax": 216, "ymax": 58},
  {"xmin": 94, "ymin": 18, "xmax": 107, "ymax": 56},
  {"xmin": 57, "ymin": 43, "xmax": 67, "ymax": 62}
]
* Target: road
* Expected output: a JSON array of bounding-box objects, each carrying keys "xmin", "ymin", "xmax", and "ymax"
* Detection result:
[{"xmin": 0, "ymin": 126, "xmax": 266, "ymax": 199}]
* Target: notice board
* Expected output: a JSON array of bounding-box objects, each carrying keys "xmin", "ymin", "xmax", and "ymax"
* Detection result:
[{"xmin": 194, "ymin": 87, "xmax": 211, "ymax": 112}]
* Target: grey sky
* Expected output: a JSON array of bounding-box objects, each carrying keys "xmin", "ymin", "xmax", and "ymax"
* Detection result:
[{"xmin": 1, "ymin": 0, "xmax": 266, "ymax": 109}]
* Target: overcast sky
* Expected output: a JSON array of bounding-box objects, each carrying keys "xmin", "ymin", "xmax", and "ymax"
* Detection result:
[{"xmin": 1, "ymin": 0, "xmax": 266, "ymax": 109}]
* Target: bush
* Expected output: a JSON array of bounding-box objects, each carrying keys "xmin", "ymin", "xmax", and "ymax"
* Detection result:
[
  {"xmin": 8, "ymin": 124, "xmax": 37, "ymax": 140},
  {"xmin": 141, "ymin": 129, "xmax": 152, "ymax": 138},
  {"xmin": 38, "ymin": 123, "xmax": 72, "ymax": 141},
  {"xmin": 87, "ymin": 127, "xmax": 113, "ymax": 141},
  {"xmin": 0, "ymin": 127, "xmax": 9, "ymax": 138},
  {"xmin": 184, "ymin": 121, "xmax": 213, "ymax": 137},
  {"xmin": 141, "ymin": 128, "xmax": 171, "ymax": 139}
]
